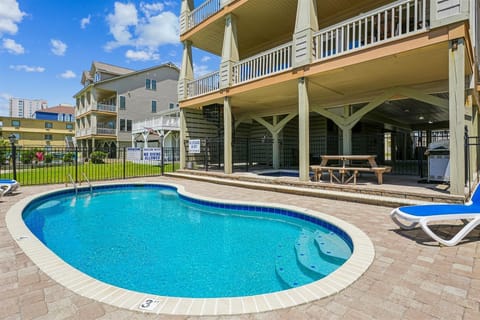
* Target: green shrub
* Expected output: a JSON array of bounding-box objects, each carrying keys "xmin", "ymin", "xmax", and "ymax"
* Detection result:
[
  {"xmin": 44, "ymin": 153, "xmax": 53, "ymax": 164},
  {"xmin": 63, "ymin": 152, "xmax": 74, "ymax": 163},
  {"xmin": 90, "ymin": 151, "xmax": 107, "ymax": 164},
  {"xmin": 21, "ymin": 149, "xmax": 36, "ymax": 164}
]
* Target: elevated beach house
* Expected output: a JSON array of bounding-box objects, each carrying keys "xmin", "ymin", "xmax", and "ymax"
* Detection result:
[{"xmin": 177, "ymin": 0, "xmax": 480, "ymax": 195}]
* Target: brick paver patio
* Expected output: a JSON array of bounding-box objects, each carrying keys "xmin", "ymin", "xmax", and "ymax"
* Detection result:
[{"xmin": 1, "ymin": 177, "xmax": 479, "ymax": 319}]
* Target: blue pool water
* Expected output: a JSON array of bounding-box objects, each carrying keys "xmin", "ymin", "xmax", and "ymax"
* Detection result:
[{"xmin": 22, "ymin": 184, "xmax": 352, "ymax": 298}]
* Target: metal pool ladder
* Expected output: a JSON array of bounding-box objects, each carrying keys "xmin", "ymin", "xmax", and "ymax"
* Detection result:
[
  {"xmin": 81, "ymin": 172, "xmax": 93, "ymax": 195},
  {"xmin": 66, "ymin": 174, "xmax": 77, "ymax": 195}
]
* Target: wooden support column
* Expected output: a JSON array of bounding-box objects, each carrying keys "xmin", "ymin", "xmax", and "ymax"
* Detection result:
[
  {"xmin": 342, "ymin": 106, "xmax": 352, "ymax": 155},
  {"xmin": 298, "ymin": 77, "xmax": 310, "ymax": 181},
  {"xmin": 179, "ymin": 108, "xmax": 187, "ymax": 169},
  {"xmin": 220, "ymin": 14, "xmax": 239, "ymax": 88},
  {"xmin": 448, "ymin": 38, "xmax": 466, "ymax": 195},
  {"xmin": 179, "ymin": 0, "xmax": 193, "ymax": 34},
  {"xmin": 178, "ymin": 40, "xmax": 193, "ymax": 101},
  {"xmin": 272, "ymin": 116, "xmax": 280, "ymax": 169},
  {"xmin": 293, "ymin": 0, "xmax": 318, "ymax": 67},
  {"xmin": 224, "ymin": 97, "xmax": 233, "ymax": 174}
]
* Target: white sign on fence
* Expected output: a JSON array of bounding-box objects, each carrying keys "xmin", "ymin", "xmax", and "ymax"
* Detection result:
[
  {"xmin": 143, "ymin": 147, "xmax": 162, "ymax": 161},
  {"xmin": 126, "ymin": 148, "xmax": 141, "ymax": 161},
  {"xmin": 188, "ymin": 139, "xmax": 201, "ymax": 154}
]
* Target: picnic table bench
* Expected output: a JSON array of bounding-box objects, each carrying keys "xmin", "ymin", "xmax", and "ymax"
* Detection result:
[{"xmin": 310, "ymin": 155, "xmax": 392, "ymax": 185}]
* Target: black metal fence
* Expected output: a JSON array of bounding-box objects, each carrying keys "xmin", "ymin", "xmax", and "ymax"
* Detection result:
[
  {"xmin": 0, "ymin": 146, "xmax": 179, "ymax": 186},
  {"xmin": 184, "ymin": 131, "xmax": 452, "ymax": 176}
]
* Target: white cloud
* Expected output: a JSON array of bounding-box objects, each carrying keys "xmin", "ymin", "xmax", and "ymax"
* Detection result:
[
  {"xmin": 140, "ymin": 3, "xmax": 164, "ymax": 17},
  {"xmin": 50, "ymin": 39, "xmax": 67, "ymax": 56},
  {"xmin": 2, "ymin": 38, "xmax": 24, "ymax": 54},
  {"xmin": 201, "ymin": 56, "xmax": 211, "ymax": 63},
  {"xmin": 0, "ymin": 0, "xmax": 26, "ymax": 36},
  {"xmin": 10, "ymin": 64, "xmax": 45, "ymax": 72},
  {"xmin": 105, "ymin": 2, "xmax": 138, "ymax": 50},
  {"xmin": 105, "ymin": 2, "xmax": 178, "ymax": 59},
  {"xmin": 193, "ymin": 63, "xmax": 213, "ymax": 78},
  {"xmin": 125, "ymin": 49, "xmax": 159, "ymax": 61},
  {"xmin": 60, "ymin": 70, "xmax": 76, "ymax": 79},
  {"xmin": 80, "ymin": 15, "xmax": 91, "ymax": 29}
]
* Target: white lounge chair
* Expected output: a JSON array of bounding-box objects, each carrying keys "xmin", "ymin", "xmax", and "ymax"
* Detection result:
[
  {"xmin": 0, "ymin": 179, "xmax": 20, "ymax": 196},
  {"xmin": 390, "ymin": 185, "xmax": 480, "ymax": 246}
]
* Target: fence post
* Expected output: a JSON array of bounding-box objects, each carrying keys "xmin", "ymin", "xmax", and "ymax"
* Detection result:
[
  {"xmin": 205, "ymin": 138, "xmax": 209, "ymax": 171},
  {"xmin": 123, "ymin": 147, "xmax": 126, "ymax": 179},
  {"xmin": 161, "ymin": 141, "xmax": 164, "ymax": 176},
  {"xmin": 246, "ymin": 137, "xmax": 249, "ymax": 172},
  {"xmin": 172, "ymin": 146, "xmax": 175, "ymax": 172},
  {"xmin": 465, "ymin": 127, "xmax": 470, "ymax": 194},
  {"xmin": 74, "ymin": 147, "xmax": 78, "ymax": 183}
]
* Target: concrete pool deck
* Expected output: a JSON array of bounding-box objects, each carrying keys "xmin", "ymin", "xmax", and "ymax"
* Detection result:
[{"xmin": 1, "ymin": 176, "xmax": 479, "ymax": 319}]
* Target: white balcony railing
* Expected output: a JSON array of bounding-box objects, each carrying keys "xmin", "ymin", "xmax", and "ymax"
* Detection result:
[
  {"xmin": 96, "ymin": 103, "xmax": 116, "ymax": 112},
  {"xmin": 187, "ymin": 0, "xmax": 221, "ymax": 30},
  {"xmin": 96, "ymin": 127, "xmax": 116, "ymax": 135},
  {"xmin": 313, "ymin": 0, "xmax": 428, "ymax": 61},
  {"xmin": 187, "ymin": 71, "xmax": 220, "ymax": 98},
  {"xmin": 132, "ymin": 115, "xmax": 180, "ymax": 134},
  {"xmin": 232, "ymin": 42, "xmax": 293, "ymax": 85}
]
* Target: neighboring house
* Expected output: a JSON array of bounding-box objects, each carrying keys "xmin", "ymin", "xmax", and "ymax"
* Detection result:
[
  {"xmin": 34, "ymin": 104, "xmax": 75, "ymax": 123},
  {"xmin": 9, "ymin": 98, "xmax": 48, "ymax": 118},
  {"xmin": 73, "ymin": 61, "xmax": 179, "ymax": 157},
  {"xmin": 178, "ymin": 0, "xmax": 480, "ymax": 196},
  {"xmin": 0, "ymin": 116, "xmax": 75, "ymax": 148}
]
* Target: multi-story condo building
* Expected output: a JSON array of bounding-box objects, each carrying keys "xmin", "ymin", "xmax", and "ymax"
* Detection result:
[
  {"xmin": 9, "ymin": 98, "xmax": 47, "ymax": 118},
  {"xmin": 0, "ymin": 115, "xmax": 75, "ymax": 148},
  {"xmin": 73, "ymin": 61, "xmax": 179, "ymax": 156},
  {"xmin": 178, "ymin": 0, "xmax": 480, "ymax": 196}
]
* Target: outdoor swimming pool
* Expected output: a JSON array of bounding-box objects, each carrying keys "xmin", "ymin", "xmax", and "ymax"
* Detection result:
[
  {"xmin": 22, "ymin": 184, "xmax": 351, "ymax": 298},
  {"xmin": 7, "ymin": 182, "xmax": 375, "ymax": 315}
]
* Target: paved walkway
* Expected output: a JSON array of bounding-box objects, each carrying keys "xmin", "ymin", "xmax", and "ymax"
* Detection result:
[{"xmin": 1, "ymin": 177, "xmax": 479, "ymax": 319}]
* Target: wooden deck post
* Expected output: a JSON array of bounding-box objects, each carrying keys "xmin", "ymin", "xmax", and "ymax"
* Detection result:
[
  {"xmin": 224, "ymin": 97, "xmax": 233, "ymax": 174},
  {"xmin": 298, "ymin": 77, "xmax": 310, "ymax": 181},
  {"xmin": 179, "ymin": 108, "xmax": 186, "ymax": 169},
  {"xmin": 178, "ymin": 40, "xmax": 193, "ymax": 101},
  {"xmin": 448, "ymin": 38, "xmax": 466, "ymax": 195},
  {"xmin": 220, "ymin": 14, "xmax": 239, "ymax": 89}
]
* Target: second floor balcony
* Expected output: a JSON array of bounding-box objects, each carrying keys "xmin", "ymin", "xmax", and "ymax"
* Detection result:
[
  {"xmin": 181, "ymin": 0, "xmax": 439, "ymax": 101},
  {"xmin": 132, "ymin": 112, "xmax": 181, "ymax": 134}
]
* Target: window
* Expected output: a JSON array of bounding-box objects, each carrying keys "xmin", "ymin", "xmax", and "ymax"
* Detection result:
[
  {"xmin": 11, "ymin": 120, "xmax": 20, "ymax": 127},
  {"xmin": 146, "ymin": 79, "xmax": 156, "ymax": 90},
  {"xmin": 151, "ymin": 100, "xmax": 157, "ymax": 113},
  {"xmin": 169, "ymin": 102, "xmax": 176, "ymax": 109},
  {"xmin": 11, "ymin": 133, "xmax": 20, "ymax": 140},
  {"xmin": 45, "ymin": 122, "xmax": 53, "ymax": 129},
  {"xmin": 66, "ymin": 123, "xmax": 74, "ymax": 130},
  {"xmin": 94, "ymin": 72, "xmax": 101, "ymax": 82},
  {"xmin": 119, "ymin": 96, "xmax": 126, "ymax": 110},
  {"xmin": 44, "ymin": 134, "xmax": 52, "ymax": 140},
  {"xmin": 119, "ymin": 119, "xmax": 131, "ymax": 131}
]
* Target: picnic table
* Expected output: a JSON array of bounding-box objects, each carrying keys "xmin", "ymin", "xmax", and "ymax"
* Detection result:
[{"xmin": 310, "ymin": 155, "xmax": 391, "ymax": 184}]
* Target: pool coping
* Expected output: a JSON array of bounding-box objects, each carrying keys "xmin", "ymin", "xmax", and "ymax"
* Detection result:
[{"xmin": 5, "ymin": 181, "xmax": 375, "ymax": 316}]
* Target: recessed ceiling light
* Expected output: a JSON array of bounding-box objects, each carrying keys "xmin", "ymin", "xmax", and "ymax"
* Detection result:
[{"xmin": 418, "ymin": 115, "xmax": 425, "ymax": 120}]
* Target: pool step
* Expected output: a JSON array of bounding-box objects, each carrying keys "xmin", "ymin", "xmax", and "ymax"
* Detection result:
[
  {"xmin": 294, "ymin": 230, "xmax": 342, "ymax": 277},
  {"xmin": 275, "ymin": 243, "xmax": 315, "ymax": 288},
  {"xmin": 314, "ymin": 230, "xmax": 352, "ymax": 265}
]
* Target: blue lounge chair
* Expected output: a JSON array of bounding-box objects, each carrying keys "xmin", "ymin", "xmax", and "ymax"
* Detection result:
[
  {"xmin": 390, "ymin": 185, "xmax": 480, "ymax": 246},
  {"xmin": 0, "ymin": 179, "xmax": 20, "ymax": 196}
]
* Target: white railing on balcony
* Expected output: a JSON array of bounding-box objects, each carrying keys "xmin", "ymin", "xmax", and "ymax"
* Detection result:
[
  {"xmin": 188, "ymin": 0, "xmax": 221, "ymax": 30},
  {"xmin": 132, "ymin": 115, "xmax": 180, "ymax": 134},
  {"xmin": 96, "ymin": 127, "xmax": 116, "ymax": 135},
  {"xmin": 96, "ymin": 103, "xmax": 116, "ymax": 112},
  {"xmin": 313, "ymin": 0, "xmax": 428, "ymax": 61},
  {"xmin": 75, "ymin": 128, "xmax": 92, "ymax": 137},
  {"xmin": 232, "ymin": 42, "xmax": 293, "ymax": 85},
  {"xmin": 187, "ymin": 71, "xmax": 220, "ymax": 98}
]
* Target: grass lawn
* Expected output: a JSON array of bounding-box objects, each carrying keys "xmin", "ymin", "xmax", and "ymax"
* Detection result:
[{"xmin": 0, "ymin": 161, "xmax": 179, "ymax": 185}]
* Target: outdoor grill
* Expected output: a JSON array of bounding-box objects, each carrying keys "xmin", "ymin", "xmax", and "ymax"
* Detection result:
[{"xmin": 425, "ymin": 140, "xmax": 450, "ymax": 182}]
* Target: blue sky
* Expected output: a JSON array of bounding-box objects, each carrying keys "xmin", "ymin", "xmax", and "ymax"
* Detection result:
[{"xmin": 0, "ymin": 0, "xmax": 219, "ymax": 116}]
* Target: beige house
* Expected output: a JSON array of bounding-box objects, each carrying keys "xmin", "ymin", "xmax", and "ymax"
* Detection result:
[
  {"xmin": 73, "ymin": 61, "xmax": 179, "ymax": 156},
  {"xmin": 178, "ymin": 0, "xmax": 480, "ymax": 196}
]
